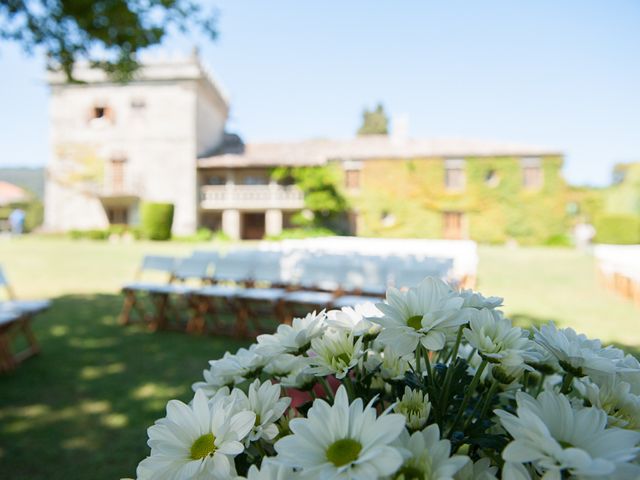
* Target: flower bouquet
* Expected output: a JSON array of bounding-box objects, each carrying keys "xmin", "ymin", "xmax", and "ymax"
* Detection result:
[{"xmin": 136, "ymin": 277, "xmax": 640, "ymax": 479}]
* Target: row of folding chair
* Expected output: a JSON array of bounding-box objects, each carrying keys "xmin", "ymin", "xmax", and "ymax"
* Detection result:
[
  {"xmin": 119, "ymin": 249, "xmax": 456, "ymax": 338},
  {"xmin": 0, "ymin": 266, "xmax": 50, "ymax": 372},
  {"xmin": 594, "ymin": 245, "xmax": 640, "ymax": 307}
]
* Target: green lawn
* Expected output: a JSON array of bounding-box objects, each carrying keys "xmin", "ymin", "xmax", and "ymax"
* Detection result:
[{"xmin": 0, "ymin": 237, "xmax": 638, "ymax": 479}]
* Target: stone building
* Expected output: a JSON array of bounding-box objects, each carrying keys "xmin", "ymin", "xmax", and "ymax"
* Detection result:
[{"xmin": 45, "ymin": 56, "xmax": 567, "ymax": 242}]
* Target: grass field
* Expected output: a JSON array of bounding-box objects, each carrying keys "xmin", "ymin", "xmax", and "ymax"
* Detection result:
[{"xmin": 0, "ymin": 237, "xmax": 638, "ymax": 479}]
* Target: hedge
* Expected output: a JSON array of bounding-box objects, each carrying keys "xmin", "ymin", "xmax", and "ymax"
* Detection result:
[
  {"xmin": 594, "ymin": 214, "xmax": 640, "ymax": 245},
  {"xmin": 140, "ymin": 202, "xmax": 174, "ymax": 241}
]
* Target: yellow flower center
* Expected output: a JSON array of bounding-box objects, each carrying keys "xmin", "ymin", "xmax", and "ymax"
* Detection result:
[
  {"xmin": 326, "ymin": 438, "xmax": 362, "ymax": 467},
  {"xmin": 406, "ymin": 315, "xmax": 423, "ymax": 330},
  {"xmin": 190, "ymin": 433, "xmax": 216, "ymax": 460}
]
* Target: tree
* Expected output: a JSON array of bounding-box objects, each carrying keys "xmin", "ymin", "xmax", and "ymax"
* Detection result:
[
  {"xmin": 271, "ymin": 165, "xmax": 349, "ymax": 233},
  {"xmin": 0, "ymin": 0, "xmax": 217, "ymax": 81},
  {"xmin": 357, "ymin": 103, "xmax": 389, "ymax": 136}
]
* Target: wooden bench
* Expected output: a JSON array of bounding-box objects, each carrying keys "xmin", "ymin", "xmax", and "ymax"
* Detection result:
[{"xmin": 0, "ymin": 310, "xmax": 40, "ymax": 373}]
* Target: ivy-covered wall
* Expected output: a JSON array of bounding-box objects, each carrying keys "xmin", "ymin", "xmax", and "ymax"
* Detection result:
[
  {"xmin": 345, "ymin": 155, "xmax": 569, "ymax": 245},
  {"xmin": 604, "ymin": 162, "xmax": 640, "ymax": 216}
]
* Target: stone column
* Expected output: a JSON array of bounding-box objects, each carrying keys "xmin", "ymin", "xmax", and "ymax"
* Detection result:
[
  {"xmin": 222, "ymin": 209, "xmax": 241, "ymax": 240},
  {"xmin": 265, "ymin": 209, "xmax": 283, "ymax": 237}
]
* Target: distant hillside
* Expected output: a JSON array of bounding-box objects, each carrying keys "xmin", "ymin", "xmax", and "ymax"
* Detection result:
[{"xmin": 0, "ymin": 167, "xmax": 45, "ymax": 199}]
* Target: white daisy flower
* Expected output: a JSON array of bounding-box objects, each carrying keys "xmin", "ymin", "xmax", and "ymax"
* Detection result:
[
  {"xmin": 533, "ymin": 323, "xmax": 620, "ymax": 378},
  {"xmin": 264, "ymin": 352, "xmax": 305, "ymax": 377},
  {"xmin": 582, "ymin": 377, "xmax": 640, "ymax": 431},
  {"xmin": 308, "ymin": 329, "xmax": 364, "ymax": 379},
  {"xmin": 392, "ymin": 424, "xmax": 469, "ymax": 480},
  {"xmin": 262, "ymin": 353, "xmax": 313, "ymax": 389},
  {"xmin": 364, "ymin": 345, "xmax": 411, "ymax": 381},
  {"xmin": 326, "ymin": 303, "xmax": 382, "ymax": 337},
  {"xmin": 137, "ymin": 389, "xmax": 256, "ymax": 480},
  {"xmin": 495, "ymin": 391, "xmax": 640, "ymax": 479},
  {"xmin": 458, "ymin": 289, "xmax": 503, "ymax": 310},
  {"xmin": 233, "ymin": 379, "xmax": 291, "ymax": 444},
  {"xmin": 463, "ymin": 309, "xmax": 534, "ymax": 367},
  {"xmin": 394, "ymin": 386, "xmax": 432, "ymax": 431},
  {"xmin": 273, "ymin": 385, "xmax": 406, "ymax": 479},
  {"xmin": 373, "ymin": 277, "xmax": 466, "ymax": 355},
  {"xmin": 256, "ymin": 311, "xmax": 327, "ymax": 357},
  {"xmin": 192, "ymin": 345, "xmax": 269, "ymax": 397},
  {"xmin": 617, "ymin": 354, "xmax": 640, "ymax": 395},
  {"xmin": 233, "ymin": 379, "xmax": 291, "ymax": 443},
  {"xmin": 279, "ymin": 365, "xmax": 316, "ymax": 390}
]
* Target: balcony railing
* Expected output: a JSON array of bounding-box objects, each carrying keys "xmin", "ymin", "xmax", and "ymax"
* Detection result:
[
  {"xmin": 99, "ymin": 168, "xmax": 143, "ymax": 198},
  {"xmin": 200, "ymin": 184, "xmax": 305, "ymax": 210}
]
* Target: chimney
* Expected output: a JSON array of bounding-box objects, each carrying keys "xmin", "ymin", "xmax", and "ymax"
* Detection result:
[{"xmin": 391, "ymin": 114, "xmax": 409, "ymax": 144}]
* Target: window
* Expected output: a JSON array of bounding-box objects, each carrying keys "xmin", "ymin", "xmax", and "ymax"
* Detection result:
[
  {"xmin": 521, "ymin": 157, "xmax": 543, "ymax": 189},
  {"xmin": 90, "ymin": 104, "xmax": 113, "ymax": 123},
  {"xmin": 443, "ymin": 211, "xmax": 466, "ymax": 239},
  {"xmin": 207, "ymin": 175, "xmax": 226, "ymax": 185},
  {"xmin": 444, "ymin": 159, "xmax": 466, "ymax": 191},
  {"xmin": 345, "ymin": 170, "xmax": 361, "ymax": 190},
  {"xmin": 485, "ymin": 169, "xmax": 500, "ymax": 187},
  {"xmin": 109, "ymin": 157, "xmax": 127, "ymax": 193},
  {"xmin": 240, "ymin": 175, "xmax": 269, "ymax": 185}
]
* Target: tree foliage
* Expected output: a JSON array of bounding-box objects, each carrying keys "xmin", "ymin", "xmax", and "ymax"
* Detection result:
[
  {"xmin": 0, "ymin": 0, "xmax": 217, "ymax": 81},
  {"xmin": 271, "ymin": 165, "xmax": 349, "ymax": 232},
  {"xmin": 357, "ymin": 103, "xmax": 389, "ymax": 136}
]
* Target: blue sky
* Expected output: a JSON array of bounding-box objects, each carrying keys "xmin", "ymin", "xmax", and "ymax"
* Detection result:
[{"xmin": 1, "ymin": 0, "xmax": 639, "ymax": 186}]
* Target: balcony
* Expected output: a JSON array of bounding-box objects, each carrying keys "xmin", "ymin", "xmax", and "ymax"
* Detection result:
[
  {"xmin": 200, "ymin": 184, "xmax": 305, "ymax": 210},
  {"xmin": 98, "ymin": 167, "xmax": 143, "ymax": 199}
]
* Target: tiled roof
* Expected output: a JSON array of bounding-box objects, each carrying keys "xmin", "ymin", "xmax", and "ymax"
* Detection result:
[
  {"xmin": 0, "ymin": 181, "xmax": 30, "ymax": 206},
  {"xmin": 197, "ymin": 135, "xmax": 561, "ymax": 168}
]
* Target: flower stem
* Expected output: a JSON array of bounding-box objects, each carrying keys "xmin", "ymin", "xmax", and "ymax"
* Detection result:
[
  {"xmin": 448, "ymin": 358, "xmax": 488, "ymax": 437},
  {"xmin": 415, "ymin": 343, "xmax": 423, "ymax": 373},
  {"xmin": 423, "ymin": 347, "xmax": 434, "ymax": 382},
  {"xmin": 343, "ymin": 374, "xmax": 356, "ymax": 401},
  {"xmin": 439, "ymin": 326, "xmax": 464, "ymax": 411},
  {"xmin": 318, "ymin": 377, "xmax": 335, "ymax": 402},
  {"xmin": 476, "ymin": 380, "xmax": 501, "ymax": 425},
  {"xmin": 560, "ymin": 372, "xmax": 574, "ymax": 395},
  {"xmin": 535, "ymin": 373, "xmax": 546, "ymax": 396}
]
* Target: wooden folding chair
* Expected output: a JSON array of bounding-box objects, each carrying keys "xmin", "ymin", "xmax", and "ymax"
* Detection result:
[
  {"xmin": 281, "ymin": 255, "xmax": 345, "ymax": 322},
  {"xmin": 0, "ymin": 311, "xmax": 41, "ymax": 373},
  {"xmin": 188, "ymin": 250, "xmax": 256, "ymax": 337},
  {"xmin": 119, "ymin": 255, "xmax": 177, "ymax": 329},
  {"xmin": 235, "ymin": 251, "xmax": 289, "ymax": 335}
]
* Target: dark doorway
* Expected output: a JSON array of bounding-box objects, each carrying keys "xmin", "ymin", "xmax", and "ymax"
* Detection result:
[
  {"xmin": 241, "ymin": 212, "xmax": 266, "ymax": 240},
  {"xmin": 106, "ymin": 206, "xmax": 129, "ymax": 225}
]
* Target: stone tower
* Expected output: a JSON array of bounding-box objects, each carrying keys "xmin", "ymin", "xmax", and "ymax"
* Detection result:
[{"xmin": 44, "ymin": 54, "xmax": 228, "ymax": 235}]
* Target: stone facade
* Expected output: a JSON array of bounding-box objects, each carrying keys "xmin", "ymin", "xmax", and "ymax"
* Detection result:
[
  {"xmin": 45, "ymin": 55, "xmax": 228, "ymax": 235},
  {"xmin": 44, "ymin": 57, "xmax": 566, "ymax": 242}
]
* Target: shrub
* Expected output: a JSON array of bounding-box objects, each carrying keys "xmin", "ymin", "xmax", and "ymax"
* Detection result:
[
  {"xmin": 594, "ymin": 214, "xmax": 640, "ymax": 244},
  {"xmin": 68, "ymin": 229, "xmax": 109, "ymax": 240},
  {"xmin": 140, "ymin": 202, "xmax": 174, "ymax": 241},
  {"xmin": 174, "ymin": 227, "xmax": 219, "ymax": 243},
  {"xmin": 544, "ymin": 233, "xmax": 572, "ymax": 247}
]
